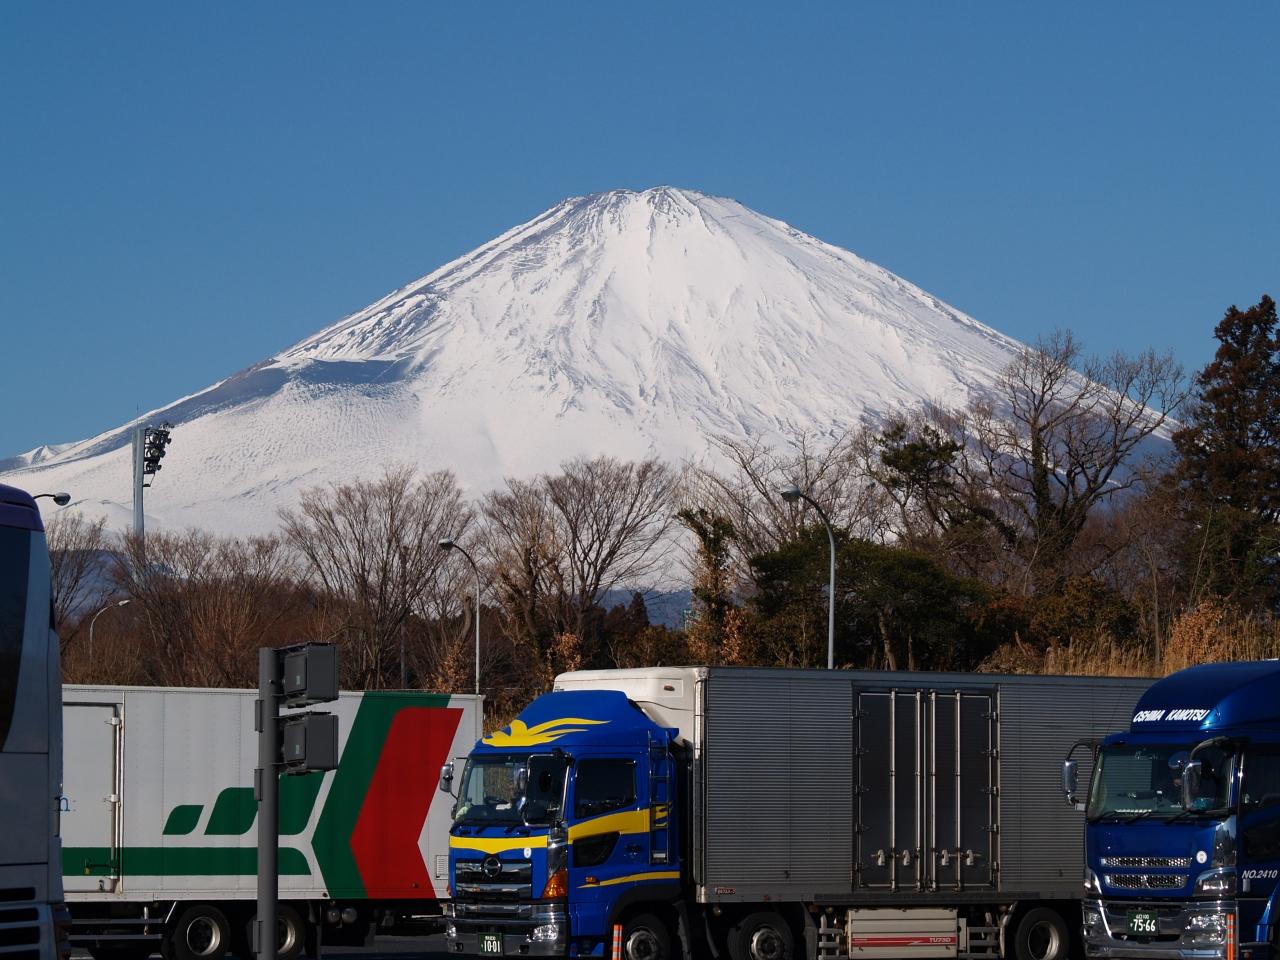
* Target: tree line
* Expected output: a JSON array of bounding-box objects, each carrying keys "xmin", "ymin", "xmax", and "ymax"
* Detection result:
[{"xmin": 51, "ymin": 294, "xmax": 1280, "ymax": 719}]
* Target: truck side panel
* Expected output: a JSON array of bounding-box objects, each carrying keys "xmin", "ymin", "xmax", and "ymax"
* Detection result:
[
  {"xmin": 700, "ymin": 673, "xmax": 854, "ymax": 898},
  {"xmin": 62, "ymin": 685, "xmax": 481, "ymax": 906},
  {"xmin": 997, "ymin": 678, "xmax": 1147, "ymax": 893}
]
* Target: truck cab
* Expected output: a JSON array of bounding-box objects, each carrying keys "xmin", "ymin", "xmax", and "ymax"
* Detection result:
[
  {"xmin": 441, "ymin": 689, "xmax": 678, "ymax": 959},
  {"xmin": 1068, "ymin": 661, "xmax": 1280, "ymax": 960}
]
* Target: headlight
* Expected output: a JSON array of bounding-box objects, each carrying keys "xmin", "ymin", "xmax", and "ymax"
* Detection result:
[
  {"xmin": 1184, "ymin": 912, "xmax": 1229, "ymax": 944},
  {"xmin": 1082, "ymin": 906, "xmax": 1103, "ymax": 933},
  {"xmin": 1194, "ymin": 868, "xmax": 1235, "ymax": 898},
  {"xmin": 528, "ymin": 923, "xmax": 562, "ymax": 943},
  {"xmin": 1083, "ymin": 869, "xmax": 1101, "ymax": 894},
  {"xmin": 444, "ymin": 922, "xmax": 458, "ymax": 939}
]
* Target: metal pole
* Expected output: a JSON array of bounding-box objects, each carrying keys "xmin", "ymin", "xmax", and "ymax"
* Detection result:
[
  {"xmin": 256, "ymin": 648, "xmax": 279, "ymax": 960},
  {"xmin": 799, "ymin": 492, "xmax": 837, "ymax": 670},
  {"xmin": 131, "ymin": 425, "xmax": 145, "ymax": 542}
]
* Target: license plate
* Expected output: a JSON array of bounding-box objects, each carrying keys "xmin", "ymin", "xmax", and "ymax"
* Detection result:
[
  {"xmin": 480, "ymin": 934, "xmax": 503, "ymax": 955},
  {"xmin": 1127, "ymin": 911, "xmax": 1159, "ymax": 936}
]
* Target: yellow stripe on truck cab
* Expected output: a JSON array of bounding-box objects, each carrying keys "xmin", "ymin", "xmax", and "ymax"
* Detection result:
[
  {"xmin": 567, "ymin": 808, "xmax": 650, "ymax": 842},
  {"xmin": 448, "ymin": 835, "xmax": 549, "ymax": 854}
]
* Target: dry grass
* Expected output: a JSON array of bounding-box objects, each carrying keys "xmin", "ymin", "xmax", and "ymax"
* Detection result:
[{"xmin": 981, "ymin": 601, "xmax": 1280, "ymax": 678}]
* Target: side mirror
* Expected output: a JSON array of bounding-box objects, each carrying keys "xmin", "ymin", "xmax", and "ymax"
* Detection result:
[
  {"xmin": 439, "ymin": 761, "xmax": 455, "ymax": 795},
  {"xmin": 1062, "ymin": 759, "xmax": 1079, "ymax": 806},
  {"xmin": 1183, "ymin": 760, "xmax": 1202, "ymax": 810}
]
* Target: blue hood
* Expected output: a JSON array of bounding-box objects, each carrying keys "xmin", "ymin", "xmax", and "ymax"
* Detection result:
[{"xmin": 1089, "ymin": 818, "xmax": 1226, "ymax": 899}]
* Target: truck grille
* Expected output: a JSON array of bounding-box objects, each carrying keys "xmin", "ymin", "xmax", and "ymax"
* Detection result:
[
  {"xmin": 1101, "ymin": 857, "xmax": 1191, "ymax": 869},
  {"xmin": 1106, "ymin": 873, "xmax": 1186, "ymax": 890},
  {"xmin": 454, "ymin": 857, "xmax": 534, "ymax": 902}
]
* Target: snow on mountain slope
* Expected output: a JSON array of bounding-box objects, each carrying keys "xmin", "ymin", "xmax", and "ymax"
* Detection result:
[{"xmin": 2, "ymin": 187, "xmax": 1026, "ymax": 534}]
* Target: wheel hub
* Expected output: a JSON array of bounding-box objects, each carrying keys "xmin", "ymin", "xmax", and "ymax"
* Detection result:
[{"xmin": 749, "ymin": 926, "xmax": 785, "ymax": 960}]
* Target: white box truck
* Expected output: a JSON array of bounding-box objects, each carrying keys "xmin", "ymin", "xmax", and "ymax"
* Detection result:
[{"xmin": 62, "ymin": 685, "xmax": 482, "ymax": 960}]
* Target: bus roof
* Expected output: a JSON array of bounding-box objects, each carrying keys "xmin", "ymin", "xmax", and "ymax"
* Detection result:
[{"xmin": 0, "ymin": 483, "xmax": 42, "ymax": 532}]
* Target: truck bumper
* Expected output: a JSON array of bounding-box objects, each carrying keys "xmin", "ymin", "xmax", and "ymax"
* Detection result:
[
  {"xmin": 443, "ymin": 906, "xmax": 568, "ymax": 957},
  {"xmin": 1083, "ymin": 898, "xmax": 1236, "ymax": 960}
]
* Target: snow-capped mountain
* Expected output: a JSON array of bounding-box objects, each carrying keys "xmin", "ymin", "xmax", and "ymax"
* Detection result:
[{"xmin": 1, "ymin": 187, "xmax": 1027, "ymax": 533}]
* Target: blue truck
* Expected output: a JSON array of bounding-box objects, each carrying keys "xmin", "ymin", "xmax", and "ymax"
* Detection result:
[
  {"xmin": 1065, "ymin": 661, "xmax": 1280, "ymax": 960},
  {"xmin": 440, "ymin": 666, "xmax": 1152, "ymax": 960}
]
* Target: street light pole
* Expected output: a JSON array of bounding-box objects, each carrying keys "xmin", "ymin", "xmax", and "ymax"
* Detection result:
[
  {"xmin": 439, "ymin": 540, "xmax": 482, "ymax": 695},
  {"xmin": 778, "ymin": 486, "xmax": 837, "ymax": 670},
  {"xmin": 88, "ymin": 599, "xmax": 131, "ymax": 661}
]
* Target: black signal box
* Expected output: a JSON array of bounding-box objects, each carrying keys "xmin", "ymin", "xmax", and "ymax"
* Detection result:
[
  {"xmin": 282, "ymin": 643, "xmax": 338, "ymax": 707},
  {"xmin": 281, "ymin": 712, "xmax": 338, "ymax": 773}
]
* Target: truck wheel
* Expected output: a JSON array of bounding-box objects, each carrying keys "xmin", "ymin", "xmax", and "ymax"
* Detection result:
[
  {"xmin": 1014, "ymin": 909, "xmax": 1070, "ymax": 960},
  {"xmin": 729, "ymin": 912, "xmax": 794, "ymax": 960},
  {"xmin": 245, "ymin": 904, "xmax": 306, "ymax": 960},
  {"xmin": 621, "ymin": 913, "xmax": 672, "ymax": 960},
  {"xmin": 166, "ymin": 905, "xmax": 231, "ymax": 960}
]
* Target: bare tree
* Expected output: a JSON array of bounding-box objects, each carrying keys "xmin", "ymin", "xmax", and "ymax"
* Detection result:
[
  {"xmin": 280, "ymin": 466, "xmax": 472, "ymax": 689},
  {"xmin": 680, "ymin": 429, "xmax": 887, "ymax": 591},
  {"xmin": 106, "ymin": 530, "xmax": 304, "ymax": 687},
  {"xmin": 482, "ymin": 456, "xmax": 677, "ymax": 674},
  {"xmin": 966, "ymin": 331, "xmax": 1185, "ymax": 593},
  {"xmin": 46, "ymin": 512, "xmax": 111, "ymax": 641}
]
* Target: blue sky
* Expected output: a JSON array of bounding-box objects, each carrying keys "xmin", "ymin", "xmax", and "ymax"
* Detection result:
[{"xmin": 2, "ymin": 3, "xmax": 1276, "ymax": 456}]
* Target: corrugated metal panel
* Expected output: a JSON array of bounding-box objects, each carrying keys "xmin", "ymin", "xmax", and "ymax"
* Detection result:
[
  {"xmin": 998, "ymin": 677, "xmax": 1150, "ymax": 891},
  {"xmin": 703, "ymin": 673, "xmax": 852, "ymax": 887}
]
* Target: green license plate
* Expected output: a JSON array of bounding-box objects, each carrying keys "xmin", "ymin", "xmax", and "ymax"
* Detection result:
[
  {"xmin": 1127, "ymin": 911, "xmax": 1159, "ymax": 936},
  {"xmin": 480, "ymin": 934, "xmax": 503, "ymax": 955}
]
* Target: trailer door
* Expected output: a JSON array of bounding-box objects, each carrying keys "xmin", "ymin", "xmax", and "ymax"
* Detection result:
[
  {"xmin": 62, "ymin": 701, "xmax": 122, "ymax": 893},
  {"xmin": 927, "ymin": 690, "xmax": 996, "ymax": 890},
  {"xmin": 856, "ymin": 689, "xmax": 925, "ymax": 891}
]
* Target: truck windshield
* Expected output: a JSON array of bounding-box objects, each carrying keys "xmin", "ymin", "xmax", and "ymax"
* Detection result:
[
  {"xmin": 1087, "ymin": 743, "xmax": 1234, "ymax": 821},
  {"xmin": 453, "ymin": 753, "xmax": 567, "ymax": 826}
]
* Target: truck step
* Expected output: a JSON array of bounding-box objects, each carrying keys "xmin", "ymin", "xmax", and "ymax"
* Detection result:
[
  {"xmin": 960, "ymin": 926, "xmax": 1000, "ymax": 957},
  {"xmin": 816, "ymin": 923, "xmax": 847, "ymax": 960}
]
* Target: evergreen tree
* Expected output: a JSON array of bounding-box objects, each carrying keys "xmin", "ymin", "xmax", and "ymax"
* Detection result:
[
  {"xmin": 1174, "ymin": 295, "xmax": 1280, "ymax": 522},
  {"xmin": 1172, "ymin": 294, "xmax": 1280, "ymax": 607}
]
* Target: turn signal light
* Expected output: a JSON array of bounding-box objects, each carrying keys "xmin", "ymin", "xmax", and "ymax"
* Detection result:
[{"xmin": 541, "ymin": 868, "xmax": 568, "ymax": 899}]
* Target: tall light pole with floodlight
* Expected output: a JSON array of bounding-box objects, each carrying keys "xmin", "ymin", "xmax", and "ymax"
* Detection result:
[
  {"xmin": 439, "ymin": 539, "xmax": 481, "ymax": 695},
  {"xmin": 88, "ymin": 599, "xmax": 131, "ymax": 660},
  {"xmin": 778, "ymin": 485, "xmax": 837, "ymax": 670}
]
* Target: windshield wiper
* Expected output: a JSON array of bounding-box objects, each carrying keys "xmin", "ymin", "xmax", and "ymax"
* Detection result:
[{"xmin": 1165, "ymin": 806, "xmax": 1228, "ymax": 824}]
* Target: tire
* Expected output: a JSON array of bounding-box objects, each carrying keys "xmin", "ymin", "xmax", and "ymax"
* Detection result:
[
  {"xmin": 729, "ymin": 912, "xmax": 795, "ymax": 960},
  {"xmin": 621, "ymin": 913, "xmax": 672, "ymax": 960},
  {"xmin": 245, "ymin": 904, "xmax": 306, "ymax": 960},
  {"xmin": 1013, "ymin": 908, "xmax": 1071, "ymax": 960},
  {"xmin": 166, "ymin": 905, "xmax": 231, "ymax": 960},
  {"xmin": 88, "ymin": 946, "xmax": 157, "ymax": 960}
]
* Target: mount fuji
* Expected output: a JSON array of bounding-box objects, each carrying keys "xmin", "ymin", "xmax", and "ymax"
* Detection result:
[{"xmin": 2, "ymin": 187, "xmax": 1028, "ymax": 534}]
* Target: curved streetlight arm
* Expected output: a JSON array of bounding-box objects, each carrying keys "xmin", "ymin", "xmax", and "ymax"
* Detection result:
[
  {"xmin": 441, "ymin": 541, "xmax": 482, "ymax": 696},
  {"xmin": 88, "ymin": 599, "xmax": 130, "ymax": 661}
]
